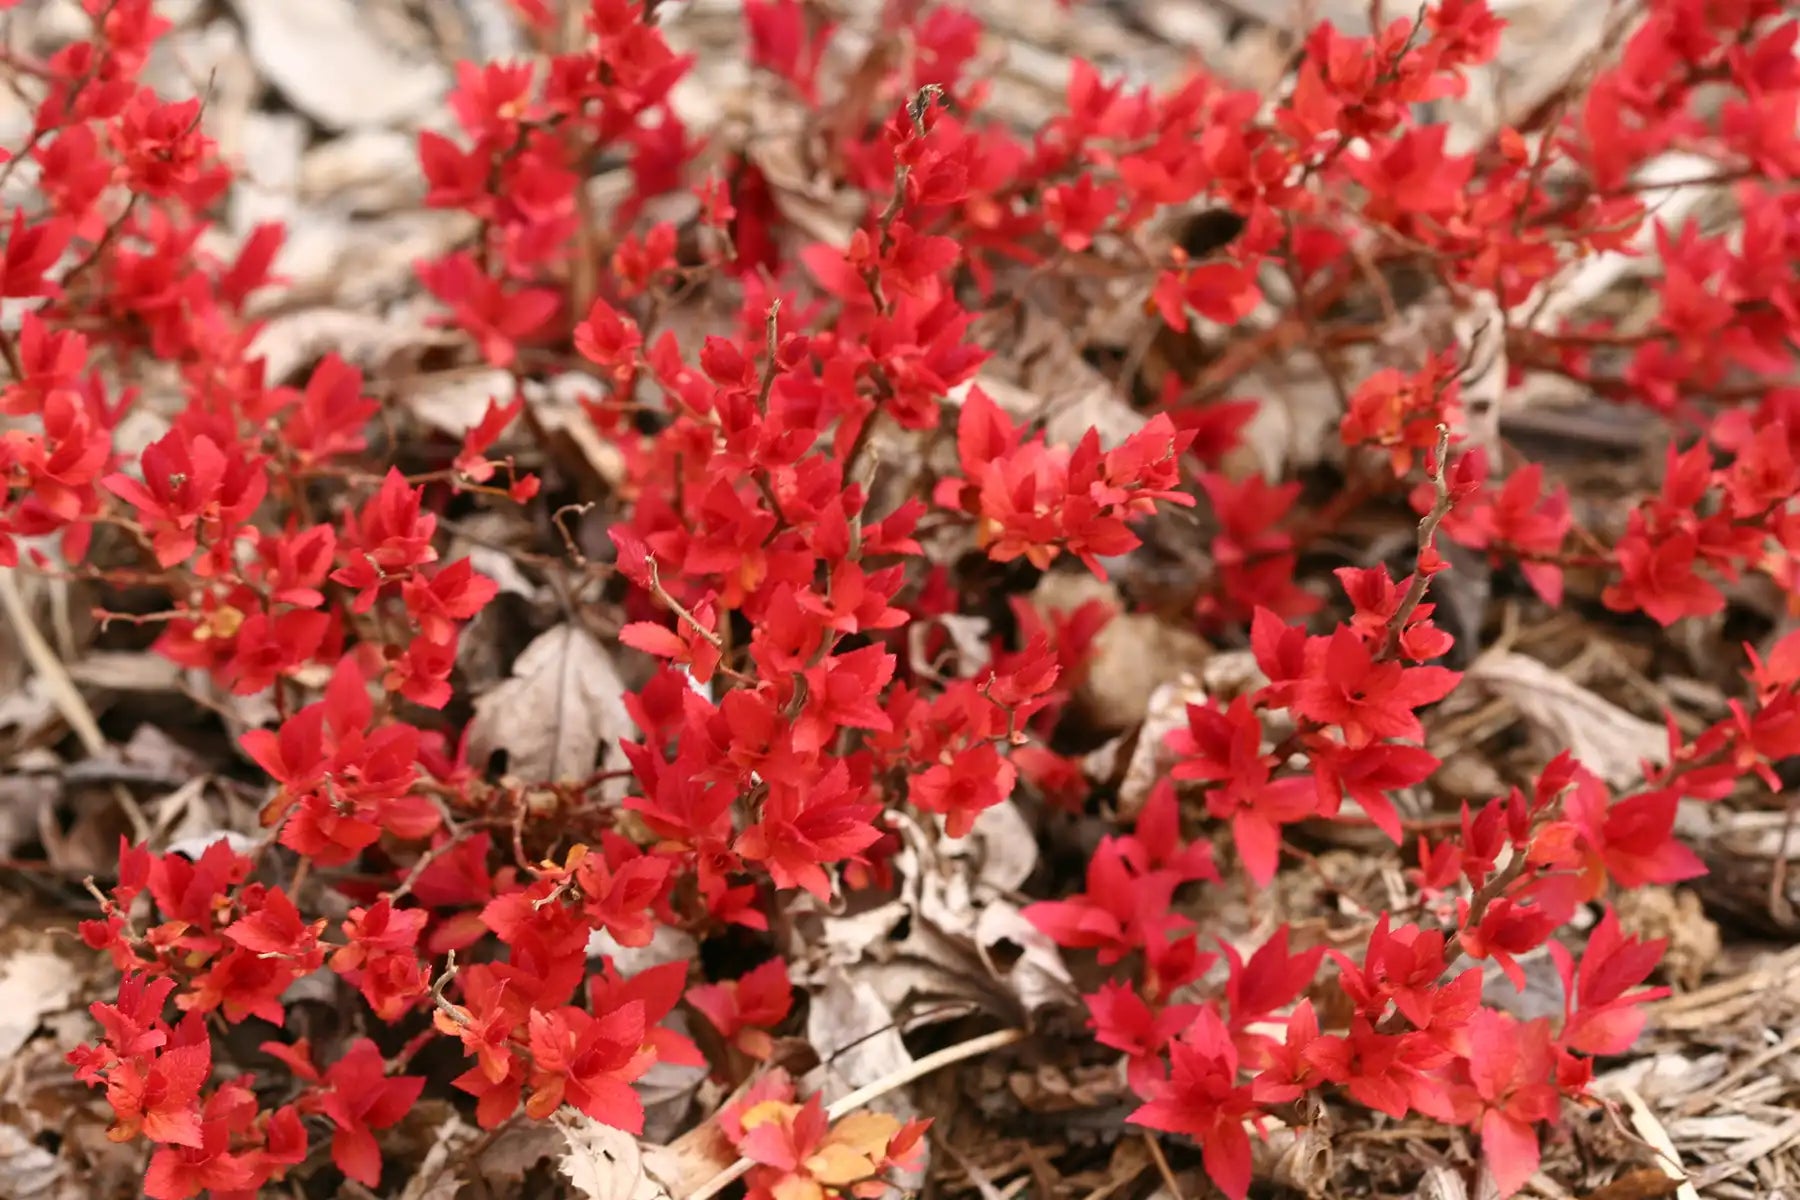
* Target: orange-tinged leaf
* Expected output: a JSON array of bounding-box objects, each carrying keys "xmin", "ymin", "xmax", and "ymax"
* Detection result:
[
  {"xmin": 737, "ymin": 1099, "xmax": 799, "ymax": 1130},
  {"xmin": 825, "ymin": 1111, "xmax": 901, "ymax": 1161},
  {"xmin": 804, "ymin": 1143, "xmax": 880, "ymax": 1187},
  {"xmin": 526, "ymin": 1084, "xmax": 566, "ymax": 1120}
]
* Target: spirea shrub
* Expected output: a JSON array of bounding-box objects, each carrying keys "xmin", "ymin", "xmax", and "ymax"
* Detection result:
[{"xmin": 2, "ymin": 0, "xmax": 1795, "ymax": 1196}]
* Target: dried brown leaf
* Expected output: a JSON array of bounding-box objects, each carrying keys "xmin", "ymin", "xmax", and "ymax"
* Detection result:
[
  {"xmin": 806, "ymin": 970, "xmax": 916, "ymax": 1101},
  {"xmin": 231, "ymin": 0, "xmax": 447, "ymax": 130},
  {"xmin": 1464, "ymin": 651, "xmax": 1667, "ymax": 787},
  {"xmin": 0, "ymin": 1126, "xmax": 70, "ymax": 1200},
  {"xmin": 300, "ymin": 129, "xmax": 427, "ymax": 212},
  {"xmin": 642, "ymin": 1105, "xmax": 739, "ymax": 1200},
  {"xmin": 1580, "ymin": 1171, "xmax": 1683, "ymax": 1200},
  {"xmin": 405, "ymin": 367, "xmax": 517, "ymax": 440},
  {"xmin": 0, "ymin": 949, "xmax": 77, "ymax": 1059},
  {"xmin": 0, "ymin": 677, "xmax": 59, "ymax": 748},
  {"xmin": 475, "ymin": 1119, "xmax": 565, "ymax": 1186},
  {"xmin": 1617, "ymin": 1086, "xmax": 1701, "ymax": 1200},
  {"xmin": 528, "ymin": 374, "xmax": 630, "ymax": 493},
  {"xmin": 556, "ymin": 1112, "xmax": 673, "ymax": 1200},
  {"xmin": 1252, "ymin": 1125, "xmax": 1332, "ymax": 1196},
  {"xmin": 804, "ymin": 814, "xmax": 1073, "ymax": 1030},
  {"xmin": 1614, "ymin": 888, "xmax": 1720, "ymax": 991},
  {"xmin": 396, "ymin": 1112, "xmax": 477, "ymax": 1200},
  {"xmin": 1412, "ymin": 1164, "xmax": 1472, "ymax": 1200},
  {"xmin": 907, "ymin": 614, "xmax": 991, "ymax": 681},
  {"xmin": 468, "ymin": 624, "xmax": 633, "ymax": 785},
  {"xmin": 1116, "ymin": 676, "xmax": 1208, "ymax": 817},
  {"xmin": 1029, "ymin": 573, "xmax": 1211, "ymax": 733}
]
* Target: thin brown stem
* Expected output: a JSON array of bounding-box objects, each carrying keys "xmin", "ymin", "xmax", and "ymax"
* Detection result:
[{"xmin": 1381, "ymin": 425, "xmax": 1455, "ymax": 659}]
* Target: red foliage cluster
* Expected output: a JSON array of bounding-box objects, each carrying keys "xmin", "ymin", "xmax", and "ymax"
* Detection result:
[{"xmin": 2, "ymin": 0, "xmax": 1793, "ymax": 1196}]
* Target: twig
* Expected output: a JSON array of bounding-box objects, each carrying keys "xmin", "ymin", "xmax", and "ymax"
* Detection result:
[
  {"xmin": 386, "ymin": 832, "xmax": 467, "ymax": 904},
  {"xmin": 1380, "ymin": 424, "xmax": 1455, "ymax": 660},
  {"xmin": 1439, "ymin": 846, "xmax": 1530, "ymax": 967},
  {"xmin": 427, "ymin": 949, "xmax": 471, "ymax": 1027},
  {"xmin": 1143, "ymin": 1133, "xmax": 1188, "ymax": 1200},
  {"xmin": 683, "ymin": 1028, "xmax": 1028, "ymax": 1200},
  {"xmin": 551, "ymin": 502, "xmax": 594, "ymax": 566},
  {"xmin": 1617, "ymin": 1085, "xmax": 1701, "ymax": 1200},
  {"xmin": 755, "ymin": 299, "xmax": 782, "ymax": 413},
  {"xmin": 1375, "ymin": 840, "xmax": 1533, "ymax": 1036},
  {"xmin": 646, "ymin": 557, "xmax": 724, "ymax": 652}
]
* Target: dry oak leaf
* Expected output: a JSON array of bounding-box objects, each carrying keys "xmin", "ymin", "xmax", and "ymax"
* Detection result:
[
  {"xmin": 556, "ymin": 1111, "xmax": 674, "ymax": 1200},
  {"xmin": 468, "ymin": 623, "xmax": 634, "ymax": 784}
]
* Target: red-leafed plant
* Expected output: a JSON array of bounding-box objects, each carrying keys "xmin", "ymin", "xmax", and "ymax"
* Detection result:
[{"xmin": 1, "ymin": 0, "xmax": 1794, "ymax": 1196}]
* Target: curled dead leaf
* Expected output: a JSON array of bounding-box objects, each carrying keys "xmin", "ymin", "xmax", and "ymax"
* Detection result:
[
  {"xmin": 404, "ymin": 368, "xmax": 518, "ymax": 440},
  {"xmin": 942, "ymin": 799, "xmax": 1037, "ymax": 896},
  {"xmin": 804, "ymin": 813, "xmax": 1075, "ymax": 1031},
  {"xmin": 1252, "ymin": 1124, "xmax": 1332, "ymax": 1195},
  {"xmin": 526, "ymin": 374, "xmax": 630, "ymax": 493},
  {"xmin": 1613, "ymin": 888, "xmax": 1719, "ymax": 990}
]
